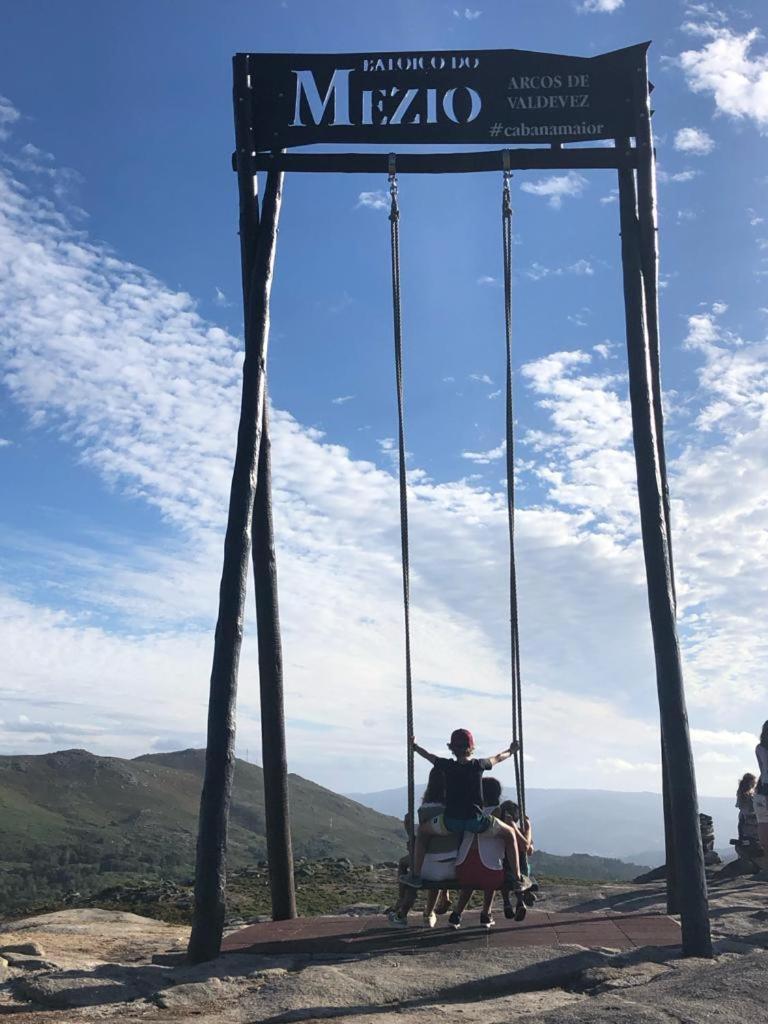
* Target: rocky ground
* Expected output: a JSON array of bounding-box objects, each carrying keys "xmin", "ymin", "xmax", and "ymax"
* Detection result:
[{"xmin": 2, "ymin": 874, "xmax": 768, "ymax": 1023}]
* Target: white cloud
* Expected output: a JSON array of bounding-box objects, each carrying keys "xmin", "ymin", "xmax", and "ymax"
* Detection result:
[
  {"xmin": 678, "ymin": 26, "xmax": 768, "ymax": 133},
  {"xmin": 453, "ymin": 7, "xmax": 482, "ymax": 19},
  {"xmin": 0, "ymin": 95, "xmax": 20, "ymax": 140},
  {"xmin": 526, "ymin": 259, "xmax": 594, "ymax": 281},
  {"xmin": 597, "ymin": 757, "xmax": 661, "ymax": 774},
  {"xmin": 0, "ymin": 437, "xmax": 11, "ymax": 448},
  {"xmin": 698, "ymin": 750, "xmax": 740, "ymax": 764},
  {"xmin": 657, "ymin": 168, "xmax": 700, "ymax": 184},
  {"xmin": 577, "ymin": 0, "xmax": 624, "ymax": 12},
  {"xmin": 1, "ymin": 119, "xmax": 768, "ymax": 797},
  {"xmin": 214, "ymin": 286, "xmax": 229, "ymax": 306},
  {"xmin": 356, "ymin": 190, "xmax": 389, "ymax": 211},
  {"xmin": 520, "ymin": 172, "xmax": 588, "ymax": 209},
  {"xmin": 331, "ymin": 394, "xmax": 355, "ymax": 405},
  {"xmin": 477, "ymin": 275, "xmax": 498, "ymax": 286},
  {"xmin": 674, "ymin": 126, "xmax": 715, "ymax": 155},
  {"xmin": 469, "ymin": 373, "xmax": 494, "ymax": 385},
  {"xmin": 461, "ymin": 440, "xmax": 506, "ymax": 464}
]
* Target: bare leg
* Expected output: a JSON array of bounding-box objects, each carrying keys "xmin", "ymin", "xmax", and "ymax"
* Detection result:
[
  {"xmin": 412, "ymin": 822, "xmax": 439, "ymax": 876},
  {"xmin": 396, "ymin": 853, "xmax": 410, "ymax": 905},
  {"xmin": 424, "ymin": 889, "xmax": 440, "ymax": 915},
  {"xmin": 492, "ymin": 819, "xmax": 525, "ymax": 884},
  {"xmin": 482, "ymin": 889, "xmax": 494, "ymax": 915},
  {"xmin": 454, "ymin": 888, "xmax": 474, "ymax": 916},
  {"xmin": 394, "ymin": 886, "xmax": 417, "ymax": 918},
  {"xmin": 434, "ymin": 890, "xmax": 451, "ymax": 914}
]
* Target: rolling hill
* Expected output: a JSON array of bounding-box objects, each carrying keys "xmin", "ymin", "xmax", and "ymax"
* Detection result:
[
  {"xmin": 0, "ymin": 747, "xmax": 404, "ymax": 867},
  {"xmin": 0, "ymin": 747, "xmax": 405, "ymax": 915}
]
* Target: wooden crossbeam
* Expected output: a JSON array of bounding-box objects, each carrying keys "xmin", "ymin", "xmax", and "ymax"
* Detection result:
[{"xmin": 243, "ymin": 146, "xmax": 638, "ymax": 175}]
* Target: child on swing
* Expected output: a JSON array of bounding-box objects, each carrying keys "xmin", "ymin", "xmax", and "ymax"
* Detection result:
[{"xmin": 406, "ymin": 728, "xmax": 530, "ymax": 892}]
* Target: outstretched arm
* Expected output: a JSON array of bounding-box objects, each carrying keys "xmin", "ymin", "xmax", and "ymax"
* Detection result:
[
  {"xmin": 412, "ymin": 738, "xmax": 439, "ymax": 765},
  {"xmin": 487, "ymin": 740, "xmax": 520, "ymax": 766}
]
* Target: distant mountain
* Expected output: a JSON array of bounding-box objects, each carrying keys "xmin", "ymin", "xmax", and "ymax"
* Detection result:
[
  {"xmin": 0, "ymin": 747, "xmax": 404, "ymax": 915},
  {"xmin": 530, "ymin": 850, "xmax": 650, "ymax": 881},
  {"xmin": 345, "ymin": 784, "xmax": 738, "ymax": 862}
]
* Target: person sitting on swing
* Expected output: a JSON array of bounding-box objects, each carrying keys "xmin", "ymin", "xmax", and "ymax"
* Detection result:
[{"xmin": 406, "ymin": 728, "xmax": 530, "ymax": 892}]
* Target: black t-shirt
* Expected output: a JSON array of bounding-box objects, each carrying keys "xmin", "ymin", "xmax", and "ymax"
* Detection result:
[{"xmin": 434, "ymin": 757, "xmax": 493, "ymax": 819}]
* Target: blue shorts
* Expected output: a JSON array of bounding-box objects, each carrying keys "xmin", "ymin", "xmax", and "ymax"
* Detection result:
[{"xmin": 444, "ymin": 814, "xmax": 493, "ymax": 835}]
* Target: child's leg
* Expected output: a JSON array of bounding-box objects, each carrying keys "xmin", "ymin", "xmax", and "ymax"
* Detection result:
[
  {"xmin": 411, "ymin": 821, "xmax": 439, "ymax": 876},
  {"xmin": 454, "ymin": 887, "xmax": 474, "ymax": 916},
  {"xmin": 396, "ymin": 853, "xmax": 410, "ymax": 903},
  {"xmin": 482, "ymin": 889, "xmax": 494, "ymax": 915},
  {"xmin": 434, "ymin": 889, "xmax": 452, "ymax": 914},
  {"xmin": 424, "ymin": 888, "xmax": 440, "ymax": 915},
  {"xmin": 396, "ymin": 886, "xmax": 418, "ymax": 917},
  {"xmin": 491, "ymin": 820, "xmax": 526, "ymax": 884}
]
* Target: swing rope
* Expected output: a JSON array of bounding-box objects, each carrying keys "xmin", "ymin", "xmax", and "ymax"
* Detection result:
[
  {"xmin": 502, "ymin": 161, "xmax": 526, "ymax": 824},
  {"xmin": 388, "ymin": 157, "xmax": 416, "ymax": 864},
  {"xmin": 388, "ymin": 156, "xmax": 526, "ymax": 867}
]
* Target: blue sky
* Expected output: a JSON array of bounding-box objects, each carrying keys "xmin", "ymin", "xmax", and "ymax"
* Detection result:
[{"xmin": 1, "ymin": 0, "xmax": 768, "ymax": 797}]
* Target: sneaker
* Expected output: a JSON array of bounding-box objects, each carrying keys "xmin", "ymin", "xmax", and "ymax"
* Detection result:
[
  {"xmin": 400, "ymin": 874, "xmax": 422, "ymax": 888},
  {"xmin": 523, "ymin": 890, "xmax": 537, "ymax": 907},
  {"xmin": 480, "ymin": 912, "xmax": 495, "ymax": 929},
  {"xmin": 387, "ymin": 911, "xmax": 408, "ymax": 928},
  {"xmin": 514, "ymin": 900, "xmax": 527, "ymax": 922},
  {"xmin": 422, "ymin": 911, "xmax": 437, "ymax": 928},
  {"xmin": 503, "ymin": 903, "xmax": 515, "ymax": 920},
  {"xmin": 448, "ymin": 911, "xmax": 462, "ymax": 930}
]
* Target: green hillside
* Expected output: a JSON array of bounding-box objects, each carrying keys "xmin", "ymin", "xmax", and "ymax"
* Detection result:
[{"xmin": 0, "ymin": 748, "xmax": 404, "ymax": 916}]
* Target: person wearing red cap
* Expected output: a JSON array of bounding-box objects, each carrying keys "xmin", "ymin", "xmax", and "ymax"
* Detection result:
[{"xmin": 405, "ymin": 730, "xmax": 530, "ymax": 893}]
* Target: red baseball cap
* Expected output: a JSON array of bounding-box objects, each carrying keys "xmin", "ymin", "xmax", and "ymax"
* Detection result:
[{"xmin": 449, "ymin": 728, "xmax": 474, "ymax": 750}]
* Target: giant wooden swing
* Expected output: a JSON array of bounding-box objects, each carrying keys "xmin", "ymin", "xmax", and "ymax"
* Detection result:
[{"xmin": 187, "ymin": 44, "xmax": 712, "ymax": 963}]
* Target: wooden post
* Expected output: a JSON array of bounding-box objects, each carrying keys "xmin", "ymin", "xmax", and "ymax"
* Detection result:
[
  {"xmin": 617, "ymin": 163, "xmax": 711, "ymax": 957},
  {"xmin": 187, "ymin": 55, "xmax": 284, "ymax": 963},
  {"xmin": 632, "ymin": 64, "xmax": 680, "ymax": 917},
  {"xmin": 252, "ymin": 399, "xmax": 297, "ymax": 920},
  {"xmin": 661, "ymin": 744, "xmax": 679, "ymax": 913}
]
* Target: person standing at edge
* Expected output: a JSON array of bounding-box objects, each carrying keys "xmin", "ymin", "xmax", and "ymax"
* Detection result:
[{"xmin": 754, "ymin": 722, "xmax": 768, "ymax": 859}]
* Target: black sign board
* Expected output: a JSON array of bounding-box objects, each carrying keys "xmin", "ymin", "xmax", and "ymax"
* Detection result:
[{"xmin": 240, "ymin": 44, "xmax": 647, "ymax": 151}]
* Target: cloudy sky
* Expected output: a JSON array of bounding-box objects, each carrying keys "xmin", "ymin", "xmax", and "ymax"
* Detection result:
[{"xmin": 1, "ymin": 0, "xmax": 767, "ymax": 799}]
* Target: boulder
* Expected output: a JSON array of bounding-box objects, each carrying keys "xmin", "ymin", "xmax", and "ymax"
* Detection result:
[
  {"xmin": 10, "ymin": 964, "xmax": 170, "ymax": 1009},
  {"xmin": 2, "ymin": 951, "xmax": 60, "ymax": 971},
  {"xmin": 0, "ymin": 942, "xmax": 45, "ymax": 956},
  {"xmin": 153, "ymin": 977, "xmax": 229, "ymax": 1010}
]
